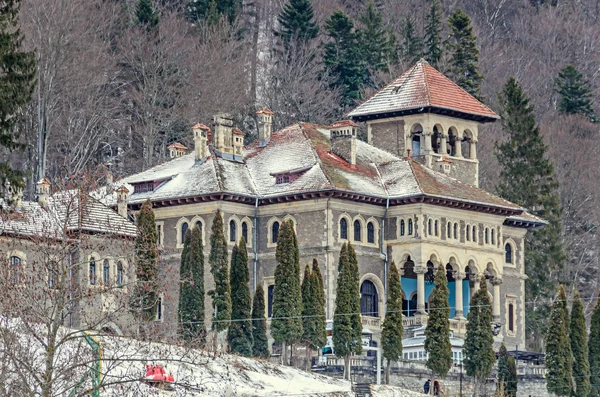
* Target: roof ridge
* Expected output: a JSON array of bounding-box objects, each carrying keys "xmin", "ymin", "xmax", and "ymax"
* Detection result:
[
  {"xmin": 421, "ymin": 61, "xmax": 432, "ymax": 105},
  {"xmin": 299, "ymin": 123, "xmax": 335, "ymax": 188},
  {"xmin": 407, "ymin": 160, "xmax": 425, "ymax": 195}
]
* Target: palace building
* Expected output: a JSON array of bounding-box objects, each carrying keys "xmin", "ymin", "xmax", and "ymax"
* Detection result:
[{"xmin": 103, "ymin": 60, "xmax": 543, "ymax": 349}]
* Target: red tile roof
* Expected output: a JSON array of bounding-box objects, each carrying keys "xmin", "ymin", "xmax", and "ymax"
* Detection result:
[
  {"xmin": 256, "ymin": 107, "xmax": 274, "ymax": 115},
  {"xmin": 331, "ymin": 120, "xmax": 359, "ymax": 128},
  {"xmin": 167, "ymin": 142, "xmax": 188, "ymax": 150},
  {"xmin": 192, "ymin": 123, "xmax": 211, "ymax": 131},
  {"xmin": 348, "ymin": 59, "xmax": 498, "ymax": 121},
  {"xmin": 233, "ymin": 128, "xmax": 245, "ymax": 136}
]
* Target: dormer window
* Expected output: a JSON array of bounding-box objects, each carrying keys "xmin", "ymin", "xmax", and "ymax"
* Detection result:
[{"xmin": 272, "ymin": 165, "xmax": 312, "ymax": 185}]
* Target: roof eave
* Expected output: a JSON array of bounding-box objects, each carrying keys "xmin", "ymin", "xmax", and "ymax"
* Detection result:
[{"xmin": 349, "ymin": 106, "xmax": 499, "ymax": 124}]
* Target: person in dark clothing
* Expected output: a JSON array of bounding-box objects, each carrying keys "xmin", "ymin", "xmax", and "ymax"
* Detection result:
[{"xmin": 424, "ymin": 379, "xmax": 431, "ymax": 394}]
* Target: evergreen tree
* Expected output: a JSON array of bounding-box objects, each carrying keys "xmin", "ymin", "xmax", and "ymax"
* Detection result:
[
  {"xmin": 178, "ymin": 226, "xmax": 205, "ymax": 340},
  {"xmin": 495, "ymin": 77, "xmax": 566, "ymax": 347},
  {"xmin": 424, "ymin": 266, "xmax": 452, "ymax": 380},
  {"xmin": 0, "ymin": 0, "xmax": 36, "ymax": 189},
  {"xmin": 497, "ymin": 343, "xmax": 518, "ymax": 397},
  {"xmin": 555, "ymin": 64, "xmax": 596, "ymax": 122},
  {"xmin": 271, "ymin": 220, "xmax": 303, "ymax": 364},
  {"xmin": 251, "ymin": 284, "xmax": 270, "ymax": 358},
  {"xmin": 424, "ymin": 0, "xmax": 442, "ymax": 67},
  {"xmin": 464, "ymin": 275, "xmax": 495, "ymax": 395},
  {"xmin": 333, "ymin": 243, "xmax": 362, "ymax": 380},
  {"xmin": 276, "ymin": 0, "xmax": 318, "ymax": 49},
  {"xmin": 358, "ymin": 1, "xmax": 397, "ymax": 75},
  {"xmin": 381, "ymin": 261, "xmax": 403, "ymax": 384},
  {"xmin": 446, "ymin": 9, "xmax": 482, "ymax": 97},
  {"xmin": 570, "ymin": 291, "xmax": 591, "ymax": 397},
  {"xmin": 136, "ymin": 0, "xmax": 159, "ymax": 29},
  {"xmin": 589, "ymin": 297, "xmax": 600, "ymax": 397},
  {"xmin": 186, "ymin": 0, "xmax": 241, "ymax": 24},
  {"xmin": 228, "ymin": 237, "xmax": 253, "ymax": 356},
  {"xmin": 401, "ymin": 15, "xmax": 421, "ymax": 66},
  {"xmin": 323, "ymin": 10, "xmax": 366, "ymax": 108},
  {"xmin": 301, "ymin": 264, "xmax": 326, "ymax": 364},
  {"xmin": 312, "ymin": 258, "xmax": 325, "ymax": 309},
  {"xmin": 545, "ymin": 285, "xmax": 573, "ymax": 396},
  {"xmin": 208, "ymin": 210, "xmax": 231, "ymax": 333}
]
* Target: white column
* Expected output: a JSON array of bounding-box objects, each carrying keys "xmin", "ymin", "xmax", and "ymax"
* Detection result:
[
  {"xmin": 471, "ymin": 274, "xmax": 481, "ymax": 298},
  {"xmin": 416, "ymin": 267, "xmax": 426, "ymax": 314},
  {"xmin": 440, "ymin": 135, "xmax": 447, "ymax": 155},
  {"xmin": 470, "ymin": 139, "xmax": 477, "ymax": 159},
  {"xmin": 455, "ymin": 134, "xmax": 462, "ymax": 157},
  {"xmin": 454, "ymin": 271, "xmax": 465, "ymax": 319},
  {"xmin": 492, "ymin": 278, "xmax": 502, "ymax": 321}
]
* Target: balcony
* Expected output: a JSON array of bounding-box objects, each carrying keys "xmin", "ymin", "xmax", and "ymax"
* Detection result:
[
  {"xmin": 361, "ymin": 315, "xmax": 381, "ymax": 330},
  {"xmin": 402, "ymin": 314, "xmax": 467, "ymax": 337}
]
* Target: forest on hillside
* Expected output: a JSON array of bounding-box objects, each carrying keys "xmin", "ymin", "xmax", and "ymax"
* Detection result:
[{"xmin": 4, "ymin": 0, "xmax": 600, "ymax": 345}]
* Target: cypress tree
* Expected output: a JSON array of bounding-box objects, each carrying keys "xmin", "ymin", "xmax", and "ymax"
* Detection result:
[
  {"xmin": 333, "ymin": 243, "xmax": 362, "ymax": 380},
  {"xmin": 424, "ymin": 0, "xmax": 442, "ymax": 67},
  {"xmin": 276, "ymin": 0, "xmax": 318, "ymax": 49},
  {"xmin": 271, "ymin": 220, "xmax": 303, "ymax": 364},
  {"xmin": 251, "ymin": 284, "xmax": 269, "ymax": 358},
  {"xmin": 545, "ymin": 285, "xmax": 573, "ymax": 396},
  {"xmin": 424, "ymin": 266, "xmax": 452, "ymax": 380},
  {"xmin": 0, "ymin": 0, "xmax": 36, "ymax": 189},
  {"xmin": 555, "ymin": 64, "xmax": 596, "ymax": 122},
  {"xmin": 208, "ymin": 210, "xmax": 231, "ymax": 333},
  {"xmin": 136, "ymin": 0, "xmax": 159, "ymax": 29},
  {"xmin": 323, "ymin": 10, "xmax": 366, "ymax": 109},
  {"xmin": 495, "ymin": 77, "xmax": 566, "ymax": 347},
  {"xmin": 447, "ymin": 9, "xmax": 482, "ymax": 97},
  {"xmin": 358, "ymin": 1, "xmax": 397, "ymax": 75},
  {"xmin": 178, "ymin": 226, "xmax": 205, "ymax": 340},
  {"xmin": 228, "ymin": 237, "xmax": 253, "ymax": 356},
  {"xmin": 301, "ymin": 264, "xmax": 326, "ymax": 366},
  {"xmin": 463, "ymin": 275, "xmax": 495, "ymax": 395},
  {"xmin": 312, "ymin": 258, "xmax": 325, "ymax": 310},
  {"xmin": 570, "ymin": 291, "xmax": 591, "ymax": 397},
  {"xmin": 381, "ymin": 261, "xmax": 403, "ymax": 384},
  {"xmin": 401, "ymin": 15, "xmax": 421, "ymax": 66},
  {"xmin": 497, "ymin": 343, "xmax": 518, "ymax": 397},
  {"xmin": 131, "ymin": 200, "xmax": 159, "ymax": 322},
  {"xmin": 589, "ymin": 297, "xmax": 600, "ymax": 397}
]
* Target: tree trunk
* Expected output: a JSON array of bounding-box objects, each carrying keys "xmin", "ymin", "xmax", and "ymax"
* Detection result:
[
  {"xmin": 344, "ymin": 355, "xmax": 351, "ymax": 380},
  {"xmin": 306, "ymin": 345, "xmax": 312, "ymax": 371},
  {"xmin": 281, "ymin": 341, "xmax": 287, "ymax": 366},
  {"xmin": 431, "ymin": 370, "xmax": 435, "ymax": 396},
  {"xmin": 385, "ymin": 359, "xmax": 390, "ymax": 385},
  {"xmin": 289, "ymin": 342, "xmax": 293, "ymax": 366}
]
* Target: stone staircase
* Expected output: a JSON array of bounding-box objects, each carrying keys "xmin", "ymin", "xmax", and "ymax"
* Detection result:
[{"xmin": 354, "ymin": 382, "xmax": 373, "ymax": 397}]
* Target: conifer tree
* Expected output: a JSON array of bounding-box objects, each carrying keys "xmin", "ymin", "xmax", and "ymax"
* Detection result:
[
  {"xmin": 424, "ymin": 0, "xmax": 442, "ymax": 67},
  {"xmin": 464, "ymin": 275, "xmax": 495, "ymax": 395},
  {"xmin": 323, "ymin": 10, "xmax": 366, "ymax": 108},
  {"xmin": 312, "ymin": 258, "xmax": 325, "ymax": 309},
  {"xmin": 276, "ymin": 0, "xmax": 318, "ymax": 50},
  {"xmin": 589, "ymin": 297, "xmax": 600, "ymax": 397},
  {"xmin": 570, "ymin": 291, "xmax": 591, "ymax": 397},
  {"xmin": 178, "ymin": 226, "xmax": 205, "ymax": 340},
  {"xmin": 131, "ymin": 200, "xmax": 159, "ymax": 322},
  {"xmin": 251, "ymin": 284, "xmax": 270, "ymax": 358},
  {"xmin": 555, "ymin": 64, "xmax": 596, "ymax": 122},
  {"xmin": 271, "ymin": 220, "xmax": 303, "ymax": 364},
  {"xmin": 497, "ymin": 343, "xmax": 518, "ymax": 397},
  {"xmin": 401, "ymin": 15, "xmax": 421, "ymax": 66},
  {"xmin": 208, "ymin": 210, "xmax": 231, "ymax": 333},
  {"xmin": 0, "ymin": 0, "xmax": 36, "ymax": 188},
  {"xmin": 545, "ymin": 285, "xmax": 573, "ymax": 396},
  {"xmin": 136, "ymin": 0, "xmax": 159, "ymax": 29},
  {"xmin": 381, "ymin": 261, "xmax": 403, "ymax": 384},
  {"xmin": 186, "ymin": 0, "xmax": 241, "ymax": 24},
  {"xmin": 447, "ymin": 9, "xmax": 482, "ymax": 97},
  {"xmin": 424, "ymin": 266, "xmax": 452, "ymax": 380},
  {"xmin": 301, "ymin": 264, "xmax": 326, "ymax": 366},
  {"xmin": 495, "ymin": 77, "xmax": 566, "ymax": 346},
  {"xmin": 358, "ymin": 1, "xmax": 397, "ymax": 75},
  {"xmin": 333, "ymin": 243, "xmax": 362, "ymax": 380},
  {"xmin": 228, "ymin": 237, "xmax": 253, "ymax": 356}
]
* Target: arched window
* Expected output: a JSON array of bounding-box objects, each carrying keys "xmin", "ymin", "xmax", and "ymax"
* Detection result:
[
  {"xmin": 400, "ymin": 219, "xmax": 405, "ymax": 236},
  {"xmin": 48, "ymin": 261, "xmax": 58, "ymax": 288},
  {"xmin": 9, "ymin": 256, "xmax": 21, "ymax": 284},
  {"xmin": 195, "ymin": 220, "xmax": 203, "ymax": 234},
  {"xmin": 505, "ymin": 243, "xmax": 513, "ymax": 264},
  {"xmin": 428, "ymin": 219, "xmax": 432, "ymax": 236},
  {"xmin": 484, "ymin": 228, "xmax": 489, "ymax": 244},
  {"xmin": 272, "ymin": 221, "xmax": 280, "ymax": 243},
  {"xmin": 491, "ymin": 229, "xmax": 495, "ymax": 245},
  {"xmin": 367, "ymin": 222, "xmax": 375, "ymax": 244},
  {"xmin": 242, "ymin": 221, "xmax": 248, "ymax": 242},
  {"xmin": 508, "ymin": 303, "xmax": 515, "ymax": 332},
  {"xmin": 434, "ymin": 220, "xmax": 439, "ymax": 237},
  {"xmin": 116, "ymin": 261, "xmax": 124, "ymax": 286},
  {"xmin": 340, "ymin": 218, "xmax": 348, "ymax": 240},
  {"xmin": 360, "ymin": 280, "xmax": 379, "ymax": 317},
  {"xmin": 229, "ymin": 220, "xmax": 236, "ymax": 242},
  {"xmin": 267, "ymin": 285, "xmax": 274, "ymax": 317},
  {"xmin": 354, "ymin": 220, "xmax": 361, "ymax": 242},
  {"xmin": 181, "ymin": 222, "xmax": 189, "ymax": 244},
  {"xmin": 447, "ymin": 222, "xmax": 451, "ymax": 239},
  {"xmin": 89, "ymin": 258, "xmax": 96, "ymax": 285},
  {"xmin": 466, "ymin": 225, "xmax": 470, "ymax": 241},
  {"xmin": 103, "ymin": 259, "xmax": 110, "ymax": 285},
  {"xmin": 453, "ymin": 223, "xmax": 458, "ymax": 240},
  {"xmin": 408, "ymin": 219, "xmax": 413, "ymax": 235},
  {"xmin": 472, "ymin": 226, "xmax": 477, "ymax": 242}
]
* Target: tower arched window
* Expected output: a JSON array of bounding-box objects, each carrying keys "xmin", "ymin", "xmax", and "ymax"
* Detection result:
[
  {"xmin": 472, "ymin": 226, "xmax": 477, "ymax": 242},
  {"xmin": 229, "ymin": 220, "xmax": 237, "ymax": 242},
  {"xmin": 180, "ymin": 222, "xmax": 189, "ymax": 244},
  {"xmin": 408, "ymin": 219, "xmax": 413, "ymax": 235},
  {"xmin": 485, "ymin": 228, "xmax": 489, "ymax": 244},
  {"xmin": 89, "ymin": 258, "xmax": 96, "ymax": 285},
  {"xmin": 9, "ymin": 256, "xmax": 22, "ymax": 284},
  {"xmin": 272, "ymin": 221, "xmax": 280, "ymax": 243},
  {"xmin": 116, "ymin": 261, "xmax": 124, "ymax": 286},
  {"xmin": 466, "ymin": 225, "xmax": 470, "ymax": 241},
  {"xmin": 340, "ymin": 218, "xmax": 348, "ymax": 240},
  {"xmin": 354, "ymin": 220, "xmax": 362, "ymax": 242},
  {"xmin": 103, "ymin": 259, "xmax": 110, "ymax": 285},
  {"xmin": 400, "ymin": 220, "xmax": 405, "ymax": 236},
  {"xmin": 505, "ymin": 243, "xmax": 513, "ymax": 264},
  {"xmin": 367, "ymin": 222, "xmax": 375, "ymax": 244},
  {"xmin": 195, "ymin": 220, "xmax": 203, "ymax": 234},
  {"xmin": 434, "ymin": 220, "xmax": 439, "ymax": 237},
  {"xmin": 453, "ymin": 223, "xmax": 458, "ymax": 240},
  {"xmin": 360, "ymin": 280, "xmax": 379, "ymax": 317},
  {"xmin": 428, "ymin": 219, "xmax": 432, "ymax": 236},
  {"xmin": 447, "ymin": 222, "xmax": 451, "ymax": 238},
  {"xmin": 267, "ymin": 285, "xmax": 274, "ymax": 317},
  {"xmin": 242, "ymin": 221, "xmax": 248, "ymax": 242},
  {"xmin": 491, "ymin": 229, "xmax": 495, "ymax": 245},
  {"xmin": 508, "ymin": 303, "xmax": 515, "ymax": 332}
]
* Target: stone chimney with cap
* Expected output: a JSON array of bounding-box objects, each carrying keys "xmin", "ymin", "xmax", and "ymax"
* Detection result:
[
  {"xmin": 330, "ymin": 120, "xmax": 358, "ymax": 165},
  {"xmin": 192, "ymin": 123, "xmax": 210, "ymax": 162},
  {"xmin": 212, "ymin": 113, "xmax": 243, "ymax": 161},
  {"xmin": 36, "ymin": 178, "xmax": 51, "ymax": 208},
  {"xmin": 116, "ymin": 185, "xmax": 129, "ymax": 218},
  {"xmin": 256, "ymin": 107, "xmax": 274, "ymax": 147},
  {"xmin": 232, "ymin": 128, "xmax": 245, "ymax": 156}
]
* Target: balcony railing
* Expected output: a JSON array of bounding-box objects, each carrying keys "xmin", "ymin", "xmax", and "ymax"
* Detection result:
[
  {"xmin": 402, "ymin": 315, "xmax": 468, "ymax": 336},
  {"xmin": 361, "ymin": 315, "xmax": 381, "ymax": 329}
]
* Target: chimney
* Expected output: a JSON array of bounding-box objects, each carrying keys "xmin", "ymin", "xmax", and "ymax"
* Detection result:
[
  {"xmin": 4, "ymin": 181, "xmax": 22, "ymax": 210},
  {"xmin": 167, "ymin": 142, "xmax": 188, "ymax": 158},
  {"xmin": 115, "ymin": 185, "xmax": 129, "ymax": 218},
  {"xmin": 192, "ymin": 123, "xmax": 210, "ymax": 162},
  {"xmin": 256, "ymin": 107, "xmax": 274, "ymax": 147},
  {"xmin": 36, "ymin": 178, "xmax": 51, "ymax": 208},
  {"xmin": 330, "ymin": 120, "xmax": 358, "ymax": 165},
  {"xmin": 212, "ymin": 113, "xmax": 235, "ymax": 155},
  {"xmin": 436, "ymin": 157, "xmax": 453, "ymax": 175}
]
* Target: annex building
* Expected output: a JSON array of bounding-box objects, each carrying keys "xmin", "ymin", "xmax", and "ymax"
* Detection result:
[{"xmin": 104, "ymin": 60, "xmax": 543, "ymax": 350}]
